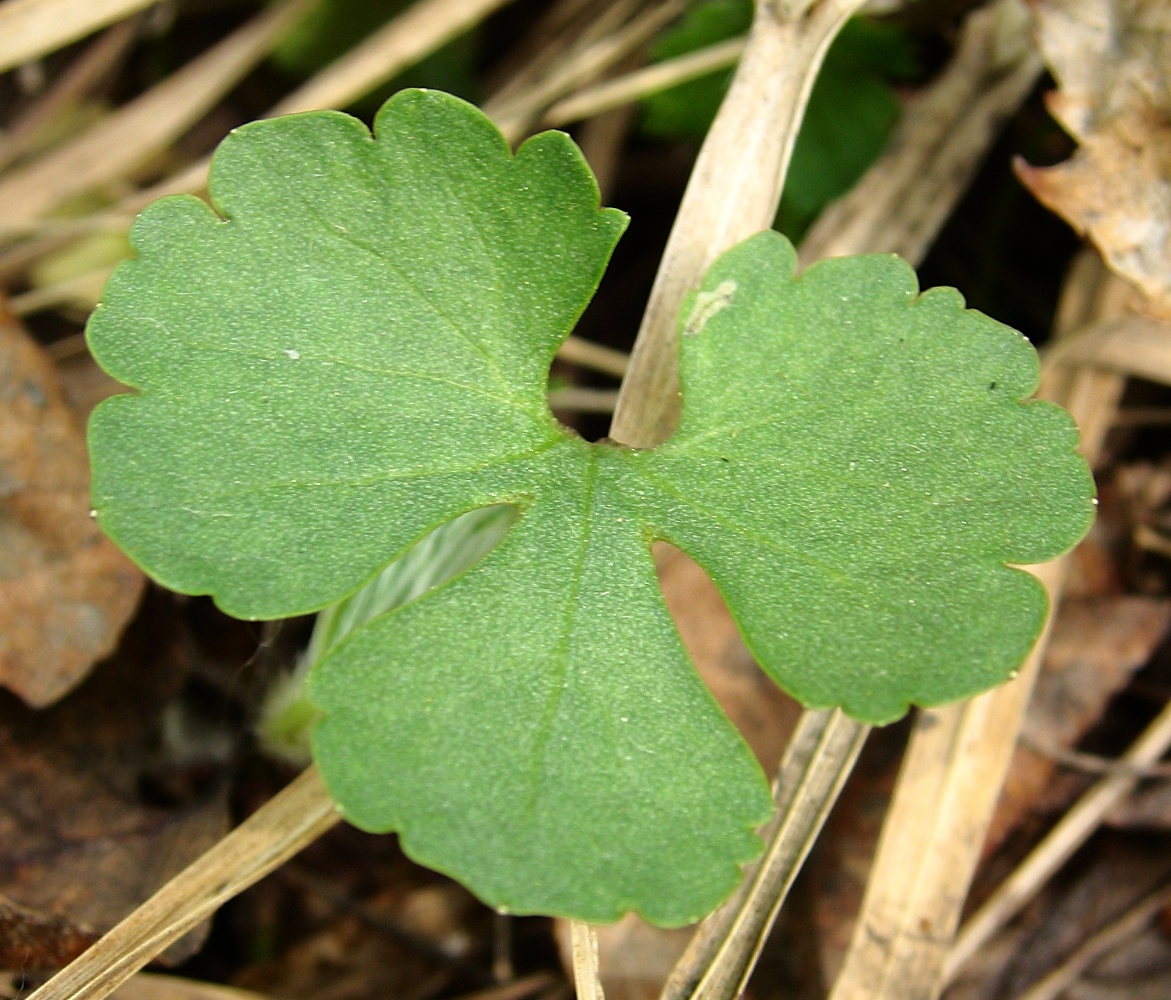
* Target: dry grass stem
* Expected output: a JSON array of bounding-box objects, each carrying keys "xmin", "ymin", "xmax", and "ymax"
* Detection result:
[
  {"xmin": 799, "ymin": 0, "xmax": 1040, "ymax": 267},
  {"xmin": 9, "ymin": 264, "xmax": 115, "ymax": 316},
  {"xmin": 0, "ymin": 0, "xmax": 526, "ymax": 276},
  {"xmin": 663, "ymin": 711, "xmax": 868, "ymax": 1000},
  {"xmin": 108, "ymin": 973, "xmax": 278, "ymax": 1000},
  {"xmin": 556, "ymin": 336, "xmax": 630, "ymax": 377},
  {"xmin": 547, "ymin": 387, "xmax": 620, "ymax": 412},
  {"xmin": 0, "ymin": 0, "xmax": 313, "ymax": 235},
  {"xmin": 570, "ymin": 923, "xmax": 606, "ymax": 1000},
  {"xmin": 945, "ymin": 697, "xmax": 1171, "ymax": 984},
  {"xmin": 24, "ymin": 768, "xmax": 340, "ymax": 1000},
  {"xmin": 826, "ymin": 618, "xmax": 1061, "ymax": 1000},
  {"xmin": 1044, "ymin": 316, "xmax": 1171, "ymax": 388},
  {"xmin": 0, "ymin": 0, "xmax": 153, "ymax": 74},
  {"xmin": 544, "ymin": 37, "xmax": 746, "ymax": 127},
  {"xmin": 269, "ymin": 0, "xmax": 520, "ymax": 117},
  {"xmin": 573, "ymin": 98, "xmax": 637, "ymax": 198},
  {"xmin": 481, "ymin": 0, "xmax": 630, "ymax": 109},
  {"xmin": 1135, "ymin": 523, "xmax": 1171, "ymax": 560},
  {"xmin": 1019, "ymin": 732, "xmax": 1171, "ymax": 777},
  {"xmin": 486, "ymin": 0, "xmax": 688, "ymax": 144}
]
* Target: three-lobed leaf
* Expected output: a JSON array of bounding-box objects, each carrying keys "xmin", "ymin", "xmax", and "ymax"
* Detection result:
[{"xmin": 87, "ymin": 89, "xmax": 1094, "ymax": 925}]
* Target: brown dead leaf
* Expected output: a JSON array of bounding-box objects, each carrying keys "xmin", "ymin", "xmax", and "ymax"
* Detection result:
[
  {"xmin": 0, "ymin": 893, "xmax": 96, "ymax": 970},
  {"xmin": 987, "ymin": 595, "xmax": 1171, "ymax": 850},
  {"xmin": 1018, "ymin": 0, "xmax": 1171, "ymax": 313},
  {"xmin": 0, "ymin": 301, "xmax": 142, "ymax": 706},
  {"xmin": 0, "ymin": 595, "xmax": 229, "ymax": 970}
]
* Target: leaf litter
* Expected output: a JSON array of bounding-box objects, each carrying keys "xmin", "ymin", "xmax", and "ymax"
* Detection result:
[
  {"xmin": 0, "ymin": 591, "xmax": 228, "ymax": 970},
  {"xmin": 0, "ymin": 299, "xmax": 142, "ymax": 707},
  {"xmin": 1018, "ymin": 0, "xmax": 1171, "ymax": 314}
]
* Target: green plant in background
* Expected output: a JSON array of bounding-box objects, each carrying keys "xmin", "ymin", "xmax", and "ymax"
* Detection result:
[
  {"xmin": 86, "ymin": 90, "xmax": 1094, "ymax": 926},
  {"xmin": 643, "ymin": 5, "xmax": 917, "ymax": 237}
]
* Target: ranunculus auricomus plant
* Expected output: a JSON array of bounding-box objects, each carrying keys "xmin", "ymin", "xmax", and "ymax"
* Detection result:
[{"xmin": 86, "ymin": 89, "xmax": 1095, "ymax": 926}]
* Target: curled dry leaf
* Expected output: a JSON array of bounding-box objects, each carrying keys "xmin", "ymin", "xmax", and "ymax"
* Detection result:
[
  {"xmin": 0, "ymin": 301, "xmax": 143, "ymax": 706},
  {"xmin": 1018, "ymin": 0, "xmax": 1171, "ymax": 313}
]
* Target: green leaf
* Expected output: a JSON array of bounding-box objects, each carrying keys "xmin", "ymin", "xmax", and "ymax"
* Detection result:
[
  {"xmin": 309, "ymin": 438, "xmax": 770, "ymax": 925},
  {"xmin": 87, "ymin": 89, "xmax": 1094, "ymax": 925},
  {"xmin": 628, "ymin": 232, "xmax": 1093, "ymax": 723},
  {"xmin": 88, "ymin": 89, "xmax": 626, "ymax": 619}
]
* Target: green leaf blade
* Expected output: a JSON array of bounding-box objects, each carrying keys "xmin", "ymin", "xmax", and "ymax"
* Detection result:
[
  {"xmin": 631, "ymin": 231, "xmax": 1095, "ymax": 723},
  {"xmin": 309, "ymin": 440, "xmax": 771, "ymax": 926},
  {"xmin": 87, "ymin": 90, "xmax": 626, "ymax": 618}
]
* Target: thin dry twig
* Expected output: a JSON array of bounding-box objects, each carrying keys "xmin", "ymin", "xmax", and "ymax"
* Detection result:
[
  {"xmin": 108, "ymin": 973, "xmax": 279, "ymax": 1000},
  {"xmin": 662, "ymin": 711, "xmax": 868, "ymax": 1000},
  {"xmin": 544, "ymin": 36, "xmax": 746, "ymax": 127},
  {"xmin": 0, "ymin": 0, "xmax": 526, "ymax": 276},
  {"xmin": 0, "ymin": 19, "xmax": 139, "ymax": 172},
  {"xmin": 9, "ymin": 265, "xmax": 115, "ymax": 316},
  {"xmin": 799, "ymin": 0, "xmax": 1041, "ymax": 266},
  {"xmin": 609, "ymin": 0, "xmax": 868, "ymax": 449},
  {"xmin": 486, "ymin": 0, "xmax": 689, "ymax": 144},
  {"xmin": 1020, "ymin": 731, "xmax": 1171, "ymax": 778},
  {"xmin": 556, "ymin": 337, "xmax": 629, "ymax": 378},
  {"xmin": 268, "ymin": 0, "xmax": 519, "ymax": 117},
  {"xmin": 570, "ymin": 922, "xmax": 606, "ymax": 1000},
  {"xmin": 548, "ymin": 387, "xmax": 620, "ymax": 412},
  {"xmin": 1044, "ymin": 316, "xmax": 1171, "ymax": 388}
]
